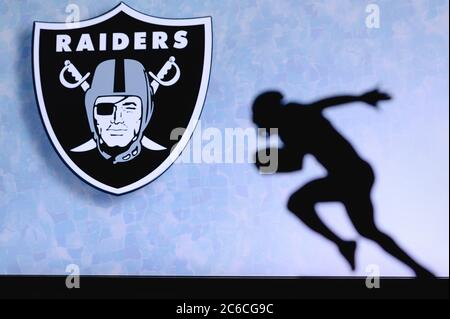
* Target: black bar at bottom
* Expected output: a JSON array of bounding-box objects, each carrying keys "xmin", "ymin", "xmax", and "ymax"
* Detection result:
[{"xmin": 0, "ymin": 276, "xmax": 448, "ymax": 299}]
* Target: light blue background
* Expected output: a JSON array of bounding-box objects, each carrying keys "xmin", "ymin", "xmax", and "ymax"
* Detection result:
[{"xmin": 0, "ymin": 0, "xmax": 448, "ymax": 276}]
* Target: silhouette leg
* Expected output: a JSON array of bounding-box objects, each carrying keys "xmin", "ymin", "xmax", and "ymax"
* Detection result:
[
  {"xmin": 345, "ymin": 198, "xmax": 435, "ymax": 277},
  {"xmin": 288, "ymin": 178, "xmax": 357, "ymax": 269}
]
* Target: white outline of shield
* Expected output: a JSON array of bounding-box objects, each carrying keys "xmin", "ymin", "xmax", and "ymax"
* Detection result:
[{"xmin": 33, "ymin": 2, "xmax": 212, "ymax": 195}]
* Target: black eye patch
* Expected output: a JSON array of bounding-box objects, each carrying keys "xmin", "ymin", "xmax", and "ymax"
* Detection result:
[{"xmin": 96, "ymin": 103, "xmax": 115, "ymax": 115}]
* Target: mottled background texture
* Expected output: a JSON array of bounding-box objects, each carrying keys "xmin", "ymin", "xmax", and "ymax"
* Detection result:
[{"xmin": 0, "ymin": 0, "xmax": 448, "ymax": 276}]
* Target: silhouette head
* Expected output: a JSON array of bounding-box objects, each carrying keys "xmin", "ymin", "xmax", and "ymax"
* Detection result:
[{"xmin": 252, "ymin": 91, "xmax": 283, "ymax": 129}]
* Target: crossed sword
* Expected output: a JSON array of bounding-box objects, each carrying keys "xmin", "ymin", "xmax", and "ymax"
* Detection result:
[{"xmin": 59, "ymin": 57, "xmax": 181, "ymax": 152}]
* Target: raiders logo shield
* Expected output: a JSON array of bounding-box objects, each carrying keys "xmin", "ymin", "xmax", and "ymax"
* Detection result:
[{"xmin": 32, "ymin": 3, "xmax": 212, "ymax": 194}]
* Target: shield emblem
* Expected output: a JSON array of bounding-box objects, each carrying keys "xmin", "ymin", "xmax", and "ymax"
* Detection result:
[{"xmin": 33, "ymin": 3, "xmax": 212, "ymax": 194}]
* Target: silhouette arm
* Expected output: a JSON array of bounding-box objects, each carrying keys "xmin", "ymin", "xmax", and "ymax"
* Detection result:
[
  {"xmin": 306, "ymin": 95, "xmax": 362, "ymax": 111},
  {"xmin": 306, "ymin": 89, "xmax": 391, "ymax": 111}
]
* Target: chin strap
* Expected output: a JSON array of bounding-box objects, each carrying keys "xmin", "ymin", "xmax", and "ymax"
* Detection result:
[{"xmin": 111, "ymin": 140, "xmax": 141, "ymax": 164}]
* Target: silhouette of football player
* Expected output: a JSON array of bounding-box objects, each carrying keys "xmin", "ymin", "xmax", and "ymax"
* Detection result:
[{"xmin": 252, "ymin": 88, "xmax": 435, "ymax": 277}]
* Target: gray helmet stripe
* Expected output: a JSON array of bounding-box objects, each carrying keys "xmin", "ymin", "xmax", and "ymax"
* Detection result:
[{"xmin": 114, "ymin": 59, "xmax": 125, "ymax": 93}]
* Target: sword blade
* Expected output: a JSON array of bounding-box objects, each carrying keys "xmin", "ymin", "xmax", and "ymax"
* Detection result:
[
  {"xmin": 70, "ymin": 138, "xmax": 96, "ymax": 152},
  {"xmin": 142, "ymin": 136, "xmax": 166, "ymax": 151}
]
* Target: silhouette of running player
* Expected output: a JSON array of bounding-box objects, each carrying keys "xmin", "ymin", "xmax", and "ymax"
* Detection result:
[{"xmin": 252, "ymin": 89, "xmax": 434, "ymax": 277}]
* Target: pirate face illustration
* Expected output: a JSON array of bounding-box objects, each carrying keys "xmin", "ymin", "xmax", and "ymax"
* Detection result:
[
  {"xmin": 84, "ymin": 58, "xmax": 154, "ymax": 163},
  {"xmin": 61, "ymin": 57, "xmax": 180, "ymax": 163},
  {"xmin": 94, "ymin": 96, "xmax": 142, "ymax": 147}
]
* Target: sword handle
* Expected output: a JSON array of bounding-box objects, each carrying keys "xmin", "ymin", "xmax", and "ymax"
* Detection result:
[
  {"xmin": 60, "ymin": 60, "xmax": 90, "ymax": 91},
  {"xmin": 149, "ymin": 56, "xmax": 181, "ymax": 93},
  {"xmin": 80, "ymin": 82, "xmax": 89, "ymax": 91},
  {"xmin": 156, "ymin": 56, "xmax": 176, "ymax": 79}
]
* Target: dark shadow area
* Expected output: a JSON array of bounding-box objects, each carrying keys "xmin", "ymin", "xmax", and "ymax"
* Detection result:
[
  {"xmin": 16, "ymin": 27, "xmax": 120, "ymax": 205},
  {"xmin": 252, "ymin": 88, "xmax": 435, "ymax": 277}
]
